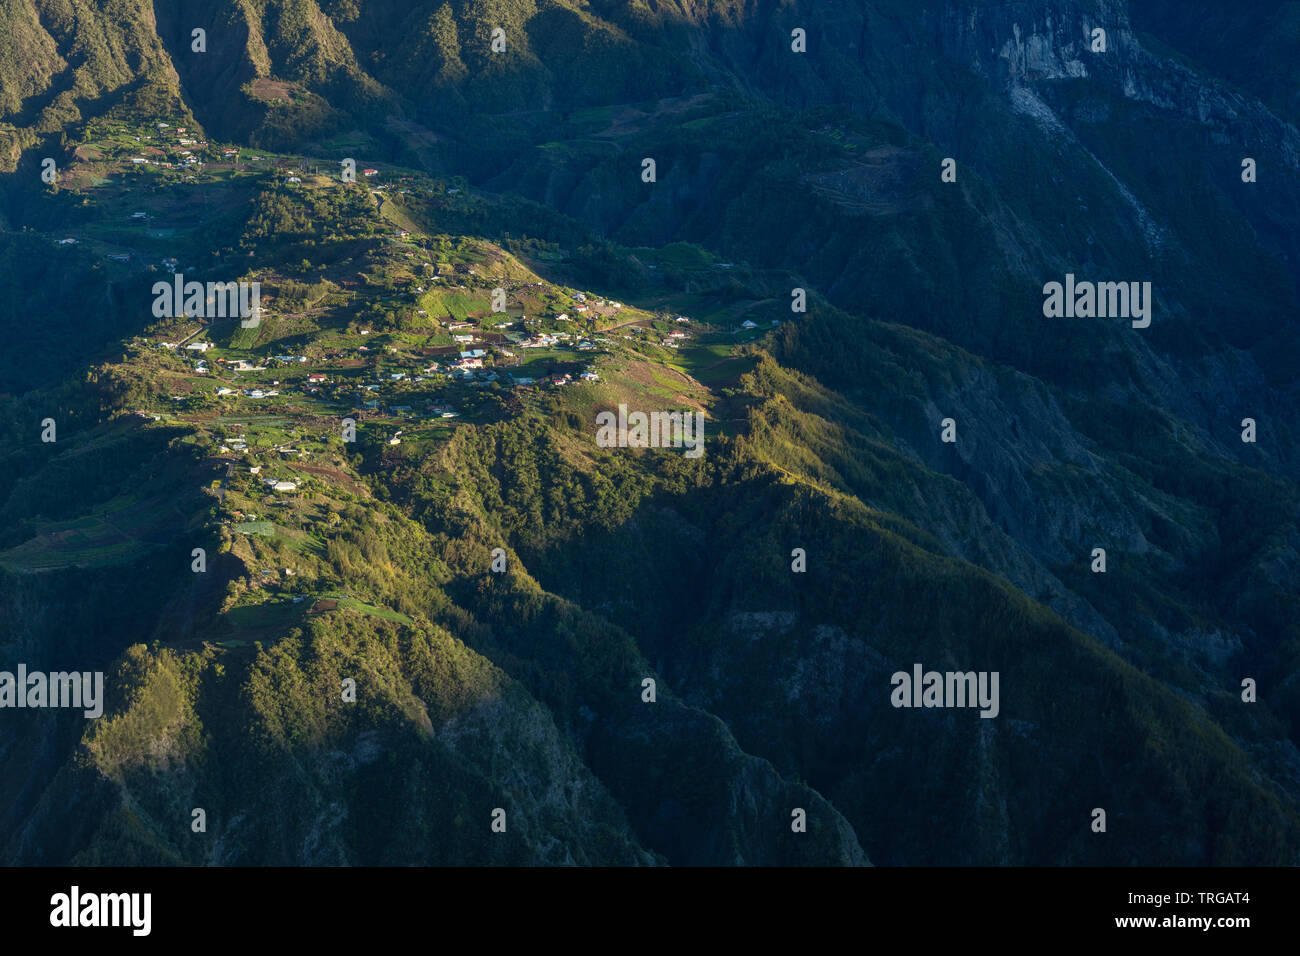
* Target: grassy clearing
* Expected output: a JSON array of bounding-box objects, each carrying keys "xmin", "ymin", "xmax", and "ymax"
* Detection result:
[
  {"xmin": 420, "ymin": 289, "xmax": 490, "ymax": 321},
  {"xmin": 234, "ymin": 520, "xmax": 276, "ymax": 536},
  {"xmin": 228, "ymin": 600, "xmax": 307, "ymax": 630},
  {"xmin": 324, "ymin": 596, "xmax": 414, "ymax": 624}
]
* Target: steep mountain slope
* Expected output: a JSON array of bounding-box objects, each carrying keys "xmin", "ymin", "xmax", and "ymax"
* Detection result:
[{"xmin": 0, "ymin": 0, "xmax": 1298, "ymax": 864}]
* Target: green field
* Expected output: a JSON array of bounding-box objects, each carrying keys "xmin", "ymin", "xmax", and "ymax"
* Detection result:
[
  {"xmin": 228, "ymin": 600, "xmax": 307, "ymax": 629},
  {"xmin": 329, "ymin": 596, "xmax": 414, "ymax": 624},
  {"xmin": 0, "ymin": 495, "xmax": 173, "ymax": 572},
  {"xmin": 420, "ymin": 289, "xmax": 490, "ymax": 321},
  {"xmin": 234, "ymin": 520, "xmax": 276, "ymax": 536}
]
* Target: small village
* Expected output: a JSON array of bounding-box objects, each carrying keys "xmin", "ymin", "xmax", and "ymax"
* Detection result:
[{"xmin": 34, "ymin": 112, "xmax": 781, "ymax": 602}]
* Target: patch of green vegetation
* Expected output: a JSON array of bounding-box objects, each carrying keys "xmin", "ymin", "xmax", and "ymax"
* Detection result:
[
  {"xmin": 229, "ymin": 600, "xmax": 306, "ymax": 630},
  {"xmin": 328, "ymin": 596, "xmax": 414, "ymax": 625},
  {"xmin": 234, "ymin": 520, "xmax": 276, "ymax": 536}
]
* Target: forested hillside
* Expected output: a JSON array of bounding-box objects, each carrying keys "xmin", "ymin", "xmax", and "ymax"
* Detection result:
[{"xmin": 0, "ymin": 0, "xmax": 1297, "ymax": 865}]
